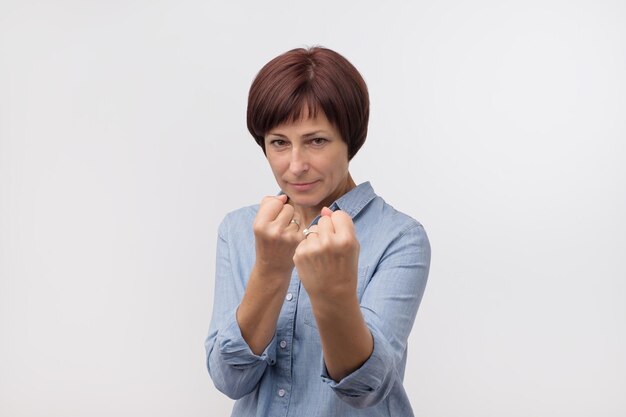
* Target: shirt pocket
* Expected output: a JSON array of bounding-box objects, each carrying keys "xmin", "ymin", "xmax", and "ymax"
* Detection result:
[{"xmin": 301, "ymin": 265, "xmax": 370, "ymax": 329}]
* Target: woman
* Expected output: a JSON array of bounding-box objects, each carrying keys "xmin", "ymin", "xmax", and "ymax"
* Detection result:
[{"xmin": 205, "ymin": 47, "xmax": 431, "ymax": 416}]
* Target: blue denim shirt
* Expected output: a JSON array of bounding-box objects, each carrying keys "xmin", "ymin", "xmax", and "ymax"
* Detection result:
[{"xmin": 205, "ymin": 182, "xmax": 431, "ymax": 416}]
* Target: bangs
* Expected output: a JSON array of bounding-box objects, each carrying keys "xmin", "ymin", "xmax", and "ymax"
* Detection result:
[
  {"xmin": 277, "ymin": 90, "xmax": 324, "ymax": 127},
  {"xmin": 251, "ymin": 82, "xmax": 333, "ymax": 139}
]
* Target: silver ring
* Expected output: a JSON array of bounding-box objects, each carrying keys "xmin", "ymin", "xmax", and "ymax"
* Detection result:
[
  {"xmin": 303, "ymin": 228, "xmax": 318, "ymax": 238},
  {"xmin": 290, "ymin": 219, "xmax": 300, "ymax": 230}
]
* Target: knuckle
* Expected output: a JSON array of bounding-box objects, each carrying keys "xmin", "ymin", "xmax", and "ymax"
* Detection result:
[
  {"xmin": 260, "ymin": 196, "xmax": 274, "ymax": 205},
  {"xmin": 297, "ymin": 243, "xmax": 312, "ymax": 256},
  {"xmin": 336, "ymin": 236, "xmax": 356, "ymax": 251},
  {"xmin": 267, "ymin": 228, "xmax": 282, "ymax": 240},
  {"xmin": 261, "ymin": 196, "xmax": 281, "ymax": 209},
  {"xmin": 252, "ymin": 221, "xmax": 263, "ymax": 234},
  {"xmin": 282, "ymin": 204, "xmax": 294, "ymax": 215}
]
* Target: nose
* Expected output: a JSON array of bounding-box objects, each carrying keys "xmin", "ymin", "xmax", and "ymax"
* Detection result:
[{"xmin": 288, "ymin": 147, "xmax": 309, "ymax": 176}]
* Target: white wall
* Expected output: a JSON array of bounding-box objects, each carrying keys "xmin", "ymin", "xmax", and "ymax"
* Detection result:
[{"xmin": 1, "ymin": 1, "xmax": 625, "ymax": 416}]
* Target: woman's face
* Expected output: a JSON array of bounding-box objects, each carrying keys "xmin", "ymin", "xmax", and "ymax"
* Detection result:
[{"xmin": 264, "ymin": 110, "xmax": 352, "ymax": 212}]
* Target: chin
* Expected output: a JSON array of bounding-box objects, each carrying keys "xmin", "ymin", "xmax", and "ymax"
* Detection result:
[{"xmin": 287, "ymin": 194, "xmax": 322, "ymax": 208}]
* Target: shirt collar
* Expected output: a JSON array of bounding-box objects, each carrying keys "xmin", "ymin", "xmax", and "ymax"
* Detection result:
[
  {"xmin": 328, "ymin": 181, "xmax": 376, "ymax": 219},
  {"xmin": 277, "ymin": 181, "xmax": 376, "ymax": 223}
]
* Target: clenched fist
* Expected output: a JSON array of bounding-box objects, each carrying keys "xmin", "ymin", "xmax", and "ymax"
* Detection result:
[
  {"xmin": 253, "ymin": 194, "xmax": 304, "ymax": 276},
  {"xmin": 293, "ymin": 207, "xmax": 360, "ymax": 300}
]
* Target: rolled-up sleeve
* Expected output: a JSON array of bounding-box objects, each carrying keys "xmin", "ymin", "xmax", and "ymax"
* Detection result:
[
  {"xmin": 321, "ymin": 222, "xmax": 431, "ymax": 408},
  {"xmin": 205, "ymin": 215, "xmax": 275, "ymax": 399}
]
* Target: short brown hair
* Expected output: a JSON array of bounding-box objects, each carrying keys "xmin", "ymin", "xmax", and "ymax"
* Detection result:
[{"xmin": 247, "ymin": 47, "xmax": 369, "ymax": 160}]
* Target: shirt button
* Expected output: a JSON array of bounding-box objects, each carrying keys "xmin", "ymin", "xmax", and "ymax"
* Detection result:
[
  {"xmin": 278, "ymin": 389, "xmax": 286, "ymax": 397},
  {"xmin": 285, "ymin": 293, "xmax": 293, "ymax": 301},
  {"xmin": 279, "ymin": 340, "xmax": 287, "ymax": 349}
]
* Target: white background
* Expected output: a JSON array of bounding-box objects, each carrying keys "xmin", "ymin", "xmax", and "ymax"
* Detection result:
[{"xmin": 1, "ymin": 1, "xmax": 625, "ymax": 416}]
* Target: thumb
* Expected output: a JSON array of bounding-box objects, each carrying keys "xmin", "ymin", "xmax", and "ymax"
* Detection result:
[{"xmin": 320, "ymin": 206, "xmax": 333, "ymax": 217}]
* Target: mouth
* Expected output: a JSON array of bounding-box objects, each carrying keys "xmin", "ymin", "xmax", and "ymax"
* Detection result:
[{"xmin": 289, "ymin": 180, "xmax": 320, "ymax": 192}]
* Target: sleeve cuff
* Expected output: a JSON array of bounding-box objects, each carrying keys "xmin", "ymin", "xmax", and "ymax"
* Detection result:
[
  {"xmin": 218, "ymin": 309, "xmax": 277, "ymax": 369},
  {"xmin": 320, "ymin": 326, "xmax": 393, "ymax": 401}
]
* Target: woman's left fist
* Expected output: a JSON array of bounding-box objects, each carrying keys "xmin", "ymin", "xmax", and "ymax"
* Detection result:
[{"xmin": 293, "ymin": 208, "xmax": 360, "ymax": 300}]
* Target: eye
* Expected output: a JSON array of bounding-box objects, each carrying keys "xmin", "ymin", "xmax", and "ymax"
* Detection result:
[
  {"xmin": 311, "ymin": 137, "xmax": 328, "ymax": 146},
  {"xmin": 269, "ymin": 139, "xmax": 288, "ymax": 148}
]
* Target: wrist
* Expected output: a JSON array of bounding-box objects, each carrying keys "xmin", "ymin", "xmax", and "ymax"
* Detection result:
[
  {"xmin": 251, "ymin": 262, "xmax": 293, "ymax": 290},
  {"xmin": 309, "ymin": 289, "xmax": 360, "ymax": 322}
]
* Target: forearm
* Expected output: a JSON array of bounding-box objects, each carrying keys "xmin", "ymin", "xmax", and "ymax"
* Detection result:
[
  {"xmin": 237, "ymin": 264, "xmax": 291, "ymax": 355},
  {"xmin": 311, "ymin": 293, "xmax": 374, "ymax": 381}
]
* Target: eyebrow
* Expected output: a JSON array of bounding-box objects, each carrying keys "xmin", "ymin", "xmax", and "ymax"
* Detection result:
[{"xmin": 267, "ymin": 130, "xmax": 329, "ymax": 138}]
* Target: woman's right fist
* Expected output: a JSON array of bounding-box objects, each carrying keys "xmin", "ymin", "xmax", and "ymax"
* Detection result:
[{"xmin": 252, "ymin": 194, "xmax": 304, "ymax": 275}]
